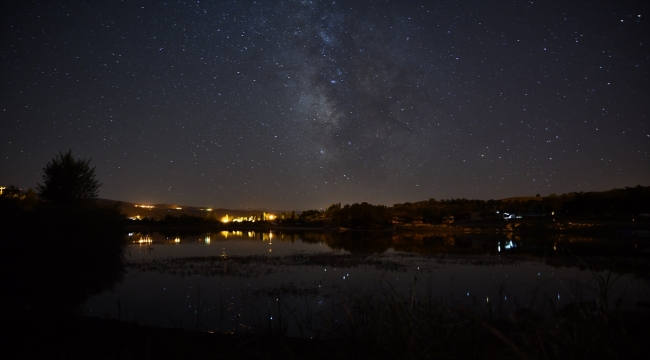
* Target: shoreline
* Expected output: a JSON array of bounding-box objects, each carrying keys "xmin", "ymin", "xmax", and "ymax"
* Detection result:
[{"xmin": 126, "ymin": 220, "xmax": 650, "ymax": 236}]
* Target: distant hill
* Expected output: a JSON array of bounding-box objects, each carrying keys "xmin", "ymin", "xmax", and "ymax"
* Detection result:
[{"xmin": 498, "ymin": 196, "xmax": 544, "ymax": 203}]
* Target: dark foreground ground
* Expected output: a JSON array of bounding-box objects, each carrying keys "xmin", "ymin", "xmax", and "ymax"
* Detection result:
[
  {"xmin": 7, "ymin": 314, "xmax": 372, "ymax": 360},
  {"xmin": 7, "ymin": 307, "xmax": 650, "ymax": 360}
]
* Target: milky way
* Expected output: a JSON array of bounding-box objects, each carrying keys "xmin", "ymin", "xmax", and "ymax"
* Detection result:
[{"xmin": 1, "ymin": 0, "xmax": 648, "ymax": 210}]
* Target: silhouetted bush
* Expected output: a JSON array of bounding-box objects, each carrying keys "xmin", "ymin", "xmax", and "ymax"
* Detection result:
[{"xmin": 36, "ymin": 150, "xmax": 101, "ymax": 206}]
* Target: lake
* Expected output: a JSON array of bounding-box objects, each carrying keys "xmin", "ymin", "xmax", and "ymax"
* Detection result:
[{"xmin": 84, "ymin": 230, "xmax": 650, "ymax": 337}]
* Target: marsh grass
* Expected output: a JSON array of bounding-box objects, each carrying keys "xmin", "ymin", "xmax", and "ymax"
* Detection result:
[
  {"xmin": 218, "ymin": 272, "xmax": 647, "ymax": 359},
  {"xmin": 306, "ymin": 272, "xmax": 650, "ymax": 360},
  {"xmin": 119, "ymin": 252, "xmax": 650, "ymax": 358}
]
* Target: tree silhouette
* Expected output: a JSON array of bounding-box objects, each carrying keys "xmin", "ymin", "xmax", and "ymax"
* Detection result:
[{"xmin": 36, "ymin": 150, "xmax": 101, "ymax": 205}]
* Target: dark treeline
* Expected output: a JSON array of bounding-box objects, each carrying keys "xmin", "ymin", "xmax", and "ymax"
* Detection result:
[
  {"xmin": 136, "ymin": 213, "xmax": 262, "ymax": 227},
  {"xmin": 133, "ymin": 209, "xmax": 325, "ymax": 228},
  {"xmin": 7, "ymin": 183, "xmax": 648, "ymax": 233},
  {"xmin": 299, "ymin": 186, "xmax": 650, "ymax": 228},
  {"xmin": 124, "ymin": 185, "xmax": 650, "ymax": 230}
]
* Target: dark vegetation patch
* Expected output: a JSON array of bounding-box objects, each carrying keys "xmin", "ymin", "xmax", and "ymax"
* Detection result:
[{"xmin": 126, "ymin": 253, "xmax": 417, "ymax": 278}]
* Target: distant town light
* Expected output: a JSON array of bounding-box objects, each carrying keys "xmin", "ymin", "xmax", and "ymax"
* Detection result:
[
  {"xmin": 135, "ymin": 205, "xmax": 154, "ymax": 209},
  {"xmin": 221, "ymin": 214, "xmax": 259, "ymax": 223}
]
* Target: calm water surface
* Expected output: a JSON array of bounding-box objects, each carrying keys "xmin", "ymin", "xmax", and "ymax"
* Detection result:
[{"xmin": 84, "ymin": 231, "xmax": 650, "ymax": 336}]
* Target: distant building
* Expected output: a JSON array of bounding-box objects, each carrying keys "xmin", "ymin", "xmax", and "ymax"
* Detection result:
[{"xmin": 502, "ymin": 213, "xmax": 522, "ymax": 220}]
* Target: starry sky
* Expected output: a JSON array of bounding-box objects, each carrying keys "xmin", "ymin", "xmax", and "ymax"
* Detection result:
[{"xmin": 2, "ymin": 0, "xmax": 648, "ymax": 210}]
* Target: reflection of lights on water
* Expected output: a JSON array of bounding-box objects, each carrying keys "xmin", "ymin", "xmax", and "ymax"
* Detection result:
[
  {"xmin": 220, "ymin": 230, "xmax": 251, "ymax": 238},
  {"xmin": 499, "ymin": 241, "xmax": 516, "ymax": 252},
  {"xmin": 136, "ymin": 235, "xmax": 152, "ymax": 244},
  {"xmin": 262, "ymin": 232, "xmax": 274, "ymax": 242}
]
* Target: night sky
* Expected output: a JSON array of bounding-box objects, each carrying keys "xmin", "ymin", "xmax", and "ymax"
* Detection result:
[{"xmin": 2, "ymin": 0, "xmax": 648, "ymax": 210}]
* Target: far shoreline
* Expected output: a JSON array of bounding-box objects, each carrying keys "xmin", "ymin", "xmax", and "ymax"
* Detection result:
[{"xmin": 125, "ymin": 219, "xmax": 650, "ymax": 237}]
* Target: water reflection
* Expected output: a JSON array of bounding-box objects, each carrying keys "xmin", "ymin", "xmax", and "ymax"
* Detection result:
[
  {"xmin": 135, "ymin": 235, "xmax": 152, "ymax": 244},
  {"xmin": 84, "ymin": 229, "xmax": 650, "ymax": 337},
  {"xmin": 121, "ymin": 230, "xmax": 650, "ymax": 275}
]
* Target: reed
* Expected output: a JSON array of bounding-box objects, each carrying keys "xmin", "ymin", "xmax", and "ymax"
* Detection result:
[{"xmin": 302, "ymin": 273, "xmax": 650, "ymax": 359}]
